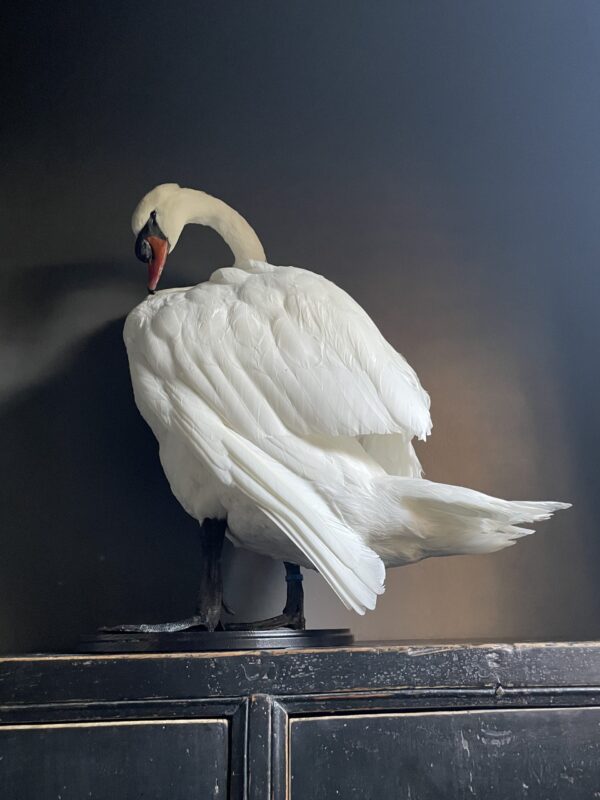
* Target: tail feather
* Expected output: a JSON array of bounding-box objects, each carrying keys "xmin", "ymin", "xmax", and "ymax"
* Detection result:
[{"xmin": 366, "ymin": 477, "xmax": 571, "ymax": 565}]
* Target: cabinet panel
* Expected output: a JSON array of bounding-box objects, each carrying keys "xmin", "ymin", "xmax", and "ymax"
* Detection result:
[
  {"xmin": 0, "ymin": 719, "xmax": 228, "ymax": 800},
  {"xmin": 290, "ymin": 707, "xmax": 600, "ymax": 799}
]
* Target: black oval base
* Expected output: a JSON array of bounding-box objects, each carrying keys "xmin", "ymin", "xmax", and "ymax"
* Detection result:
[{"xmin": 78, "ymin": 628, "xmax": 354, "ymax": 653}]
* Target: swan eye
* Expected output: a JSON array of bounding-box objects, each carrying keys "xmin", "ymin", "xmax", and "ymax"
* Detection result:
[{"xmin": 150, "ymin": 210, "xmax": 157, "ymax": 221}]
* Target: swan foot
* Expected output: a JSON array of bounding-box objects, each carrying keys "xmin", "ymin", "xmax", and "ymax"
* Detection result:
[
  {"xmin": 225, "ymin": 562, "xmax": 305, "ymax": 631},
  {"xmin": 101, "ymin": 615, "xmax": 224, "ymax": 634},
  {"xmin": 225, "ymin": 612, "xmax": 304, "ymax": 631},
  {"xmin": 101, "ymin": 517, "xmax": 228, "ymax": 636}
]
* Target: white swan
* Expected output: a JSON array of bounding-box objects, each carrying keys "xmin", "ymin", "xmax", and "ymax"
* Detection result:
[{"xmin": 124, "ymin": 183, "xmax": 569, "ymax": 627}]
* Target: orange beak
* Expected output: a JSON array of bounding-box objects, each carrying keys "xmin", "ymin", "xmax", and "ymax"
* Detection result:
[{"xmin": 146, "ymin": 236, "xmax": 169, "ymax": 293}]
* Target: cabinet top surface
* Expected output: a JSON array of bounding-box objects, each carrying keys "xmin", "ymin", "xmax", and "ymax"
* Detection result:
[
  {"xmin": 1, "ymin": 641, "xmax": 599, "ymax": 707},
  {"xmin": 2, "ymin": 639, "xmax": 599, "ymax": 662}
]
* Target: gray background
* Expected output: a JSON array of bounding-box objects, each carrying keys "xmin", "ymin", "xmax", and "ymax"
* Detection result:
[{"xmin": 1, "ymin": 1, "xmax": 598, "ymax": 653}]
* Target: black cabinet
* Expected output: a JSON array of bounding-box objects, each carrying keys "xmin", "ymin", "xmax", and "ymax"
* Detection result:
[
  {"xmin": 0, "ymin": 720, "xmax": 229, "ymax": 799},
  {"xmin": 1, "ymin": 642, "xmax": 600, "ymax": 798},
  {"xmin": 290, "ymin": 707, "xmax": 600, "ymax": 799}
]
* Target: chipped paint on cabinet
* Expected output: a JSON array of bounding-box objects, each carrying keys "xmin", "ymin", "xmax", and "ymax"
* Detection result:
[{"xmin": 1, "ymin": 642, "xmax": 600, "ymax": 798}]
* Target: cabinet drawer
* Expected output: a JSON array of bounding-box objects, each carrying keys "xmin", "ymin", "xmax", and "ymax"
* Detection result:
[
  {"xmin": 0, "ymin": 718, "xmax": 228, "ymax": 800},
  {"xmin": 290, "ymin": 707, "xmax": 600, "ymax": 799}
]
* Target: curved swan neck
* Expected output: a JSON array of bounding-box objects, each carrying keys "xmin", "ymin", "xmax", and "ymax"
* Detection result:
[{"xmin": 175, "ymin": 188, "xmax": 266, "ymax": 266}]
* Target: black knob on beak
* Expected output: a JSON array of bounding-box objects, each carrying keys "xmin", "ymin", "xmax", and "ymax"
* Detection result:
[{"xmin": 135, "ymin": 232, "xmax": 153, "ymax": 263}]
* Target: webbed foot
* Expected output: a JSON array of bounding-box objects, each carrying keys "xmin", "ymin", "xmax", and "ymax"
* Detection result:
[
  {"xmin": 101, "ymin": 615, "xmax": 224, "ymax": 634},
  {"xmin": 224, "ymin": 562, "xmax": 305, "ymax": 631},
  {"xmin": 225, "ymin": 611, "xmax": 304, "ymax": 631}
]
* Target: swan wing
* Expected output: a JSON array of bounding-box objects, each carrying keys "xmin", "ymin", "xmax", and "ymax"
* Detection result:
[
  {"xmin": 169, "ymin": 265, "xmax": 432, "ymax": 443},
  {"xmin": 125, "ymin": 356, "xmax": 386, "ymax": 613},
  {"xmin": 124, "ymin": 264, "xmax": 429, "ymax": 611}
]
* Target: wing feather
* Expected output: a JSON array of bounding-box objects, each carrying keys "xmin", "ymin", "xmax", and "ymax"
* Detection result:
[
  {"xmin": 124, "ymin": 264, "xmax": 431, "ymax": 610},
  {"xmin": 194, "ymin": 267, "xmax": 432, "ymax": 441},
  {"xmin": 165, "ymin": 382, "xmax": 385, "ymax": 613}
]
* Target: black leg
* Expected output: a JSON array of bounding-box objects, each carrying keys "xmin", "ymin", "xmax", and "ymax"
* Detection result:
[
  {"xmin": 102, "ymin": 517, "xmax": 226, "ymax": 634},
  {"xmin": 282, "ymin": 562, "xmax": 305, "ymax": 628},
  {"xmin": 194, "ymin": 517, "xmax": 227, "ymax": 631},
  {"xmin": 226, "ymin": 561, "xmax": 306, "ymax": 631}
]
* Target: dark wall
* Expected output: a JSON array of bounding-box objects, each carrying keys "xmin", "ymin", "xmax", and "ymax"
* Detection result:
[{"xmin": 2, "ymin": 1, "xmax": 599, "ymax": 653}]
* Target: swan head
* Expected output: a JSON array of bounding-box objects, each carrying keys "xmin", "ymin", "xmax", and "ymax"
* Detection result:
[
  {"xmin": 132, "ymin": 183, "xmax": 185, "ymax": 293},
  {"xmin": 132, "ymin": 183, "xmax": 266, "ymax": 292}
]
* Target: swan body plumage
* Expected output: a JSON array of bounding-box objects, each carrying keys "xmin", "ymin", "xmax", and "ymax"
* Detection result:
[{"xmin": 125, "ymin": 184, "xmax": 569, "ymax": 614}]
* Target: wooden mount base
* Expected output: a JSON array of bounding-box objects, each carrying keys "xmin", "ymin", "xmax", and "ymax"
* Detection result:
[{"xmin": 77, "ymin": 628, "xmax": 354, "ymax": 653}]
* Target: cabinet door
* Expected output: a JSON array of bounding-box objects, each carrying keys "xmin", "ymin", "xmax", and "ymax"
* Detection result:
[
  {"xmin": 0, "ymin": 718, "xmax": 228, "ymax": 800},
  {"xmin": 290, "ymin": 707, "xmax": 600, "ymax": 799}
]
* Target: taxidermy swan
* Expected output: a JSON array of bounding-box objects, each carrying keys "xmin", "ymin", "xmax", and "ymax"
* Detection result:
[{"xmin": 122, "ymin": 183, "xmax": 569, "ymax": 631}]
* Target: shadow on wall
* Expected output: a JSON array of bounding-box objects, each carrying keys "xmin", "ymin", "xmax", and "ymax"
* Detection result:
[{"xmin": 0, "ymin": 262, "xmax": 285, "ymax": 653}]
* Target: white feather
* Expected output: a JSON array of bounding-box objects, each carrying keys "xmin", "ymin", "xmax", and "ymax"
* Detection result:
[{"xmin": 125, "ymin": 186, "xmax": 570, "ymax": 614}]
